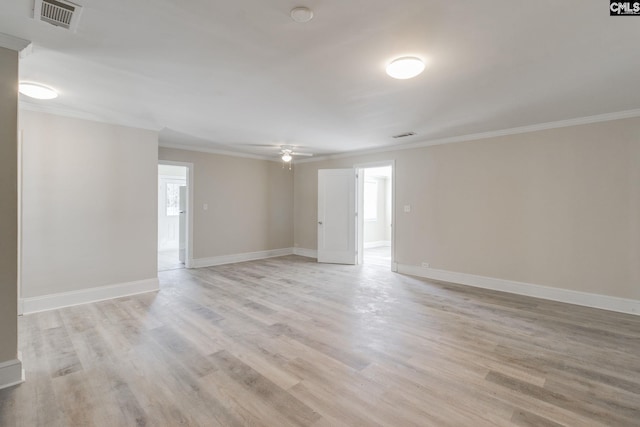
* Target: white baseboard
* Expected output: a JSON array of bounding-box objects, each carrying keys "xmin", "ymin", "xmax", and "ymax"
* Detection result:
[
  {"xmin": 192, "ymin": 248, "xmax": 294, "ymax": 268},
  {"xmin": 293, "ymin": 247, "xmax": 318, "ymax": 259},
  {"xmin": 0, "ymin": 356, "xmax": 24, "ymax": 390},
  {"xmin": 397, "ymin": 264, "xmax": 640, "ymax": 316},
  {"xmin": 21, "ymin": 278, "xmax": 160, "ymax": 315},
  {"xmin": 364, "ymin": 240, "xmax": 391, "ymax": 249}
]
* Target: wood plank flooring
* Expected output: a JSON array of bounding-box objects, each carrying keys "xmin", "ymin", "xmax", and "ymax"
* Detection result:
[
  {"xmin": 158, "ymin": 249, "xmax": 184, "ymax": 272},
  {"xmin": 1, "ymin": 255, "xmax": 639, "ymax": 426},
  {"xmin": 363, "ymin": 246, "xmax": 392, "ymax": 267}
]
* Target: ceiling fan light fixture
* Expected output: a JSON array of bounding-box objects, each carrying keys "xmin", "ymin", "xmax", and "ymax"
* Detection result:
[
  {"xmin": 18, "ymin": 82, "xmax": 58, "ymax": 99},
  {"xmin": 386, "ymin": 56, "xmax": 425, "ymax": 79},
  {"xmin": 281, "ymin": 152, "xmax": 292, "ymax": 162}
]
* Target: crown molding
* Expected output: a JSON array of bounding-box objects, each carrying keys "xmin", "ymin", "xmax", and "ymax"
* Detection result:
[
  {"xmin": 19, "ymin": 101, "xmax": 162, "ymax": 132},
  {"xmin": 0, "ymin": 33, "xmax": 30, "ymax": 52},
  {"xmin": 159, "ymin": 141, "xmax": 279, "ymax": 162},
  {"xmin": 19, "ymin": 96, "xmax": 640, "ymax": 164},
  {"xmin": 295, "ymin": 108, "xmax": 640, "ymax": 164},
  {"xmin": 20, "ymin": 103, "xmax": 281, "ymax": 162}
]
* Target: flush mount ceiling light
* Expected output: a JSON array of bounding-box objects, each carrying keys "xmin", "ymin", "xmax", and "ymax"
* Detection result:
[
  {"xmin": 290, "ymin": 7, "xmax": 314, "ymax": 23},
  {"xmin": 18, "ymin": 82, "xmax": 58, "ymax": 99},
  {"xmin": 386, "ymin": 56, "xmax": 425, "ymax": 79}
]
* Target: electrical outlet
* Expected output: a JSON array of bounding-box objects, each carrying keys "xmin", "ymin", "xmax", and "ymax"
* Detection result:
[{"xmin": 421, "ymin": 262, "xmax": 430, "ymax": 268}]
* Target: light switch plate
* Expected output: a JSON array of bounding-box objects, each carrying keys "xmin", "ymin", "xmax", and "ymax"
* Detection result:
[{"xmin": 404, "ymin": 205, "xmax": 411, "ymax": 213}]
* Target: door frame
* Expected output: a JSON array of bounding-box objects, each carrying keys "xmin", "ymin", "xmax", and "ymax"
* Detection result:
[
  {"xmin": 158, "ymin": 160, "xmax": 194, "ymax": 268},
  {"xmin": 17, "ymin": 131, "xmax": 24, "ymax": 315},
  {"xmin": 354, "ymin": 160, "xmax": 396, "ymax": 271}
]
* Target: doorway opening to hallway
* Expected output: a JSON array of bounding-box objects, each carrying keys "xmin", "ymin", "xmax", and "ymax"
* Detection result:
[
  {"xmin": 315, "ymin": 160, "xmax": 394, "ymax": 269},
  {"xmin": 158, "ymin": 163, "xmax": 191, "ymax": 271},
  {"xmin": 358, "ymin": 164, "xmax": 393, "ymax": 268}
]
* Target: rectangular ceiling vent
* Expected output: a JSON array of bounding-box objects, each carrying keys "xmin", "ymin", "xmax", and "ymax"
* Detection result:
[
  {"xmin": 34, "ymin": 0, "xmax": 83, "ymax": 32},
  {"xmin": 392, "ymin": 132, "xmax": 416, "ymax": 139}
]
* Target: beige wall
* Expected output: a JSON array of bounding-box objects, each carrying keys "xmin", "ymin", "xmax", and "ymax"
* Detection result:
[
  {"xmin": 159, "ymin": 148, "xmax": 293, "ymax": 259},
  {"xmin": 294, "ymin": 117, "xmax": 640, "ymax": 300},
  {"xmin": 20, "ymin": 111, "xmax": 159, "ymax": 298},
  {"xmin": 0, "ymin": 47, "xmax": 18, "ymax": 362}
]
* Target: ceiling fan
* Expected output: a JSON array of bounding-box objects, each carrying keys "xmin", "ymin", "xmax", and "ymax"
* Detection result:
[
  {"xmin": 279, "ymin": 146, "xmax": 313, "ymax": 162},
  {"xmin": 277, "ymin": 146, "xmax": 313, "ymax": 170},
  {"xmin": 239, "ymin": 144, "xmax": 313, "ymax": 164},
  {"xmin": 235, "ymin": 144, "xmax": 314, "ymax": 169}
]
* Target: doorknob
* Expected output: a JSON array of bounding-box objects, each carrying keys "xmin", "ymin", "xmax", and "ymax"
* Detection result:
[{"xmin": 318, "ymin": 221, "xmax": 323, "ymax": 225}]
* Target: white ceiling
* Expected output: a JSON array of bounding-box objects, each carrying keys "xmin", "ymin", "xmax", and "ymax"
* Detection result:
[{"xmin": 2, "ymin": 1, "xmax": 640, "ymax": 158}]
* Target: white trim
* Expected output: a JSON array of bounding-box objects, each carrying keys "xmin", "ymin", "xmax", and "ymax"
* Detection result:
[
  {"xmin": 19, "ymin": 102, "xmax": 162, "ymax": 132},
  {"xmin": 363, "ymin": 240, "xmax": 391, "ymax": 249},
  {"xmin": 158, "ymin": 174, "xmax": 187, "ymax": 181},
  {"xmin": 296, "ymin": 108, "xmax": 640, "ymax": 164},
  {"xmin": 357, "ymin": 169, "xmax": 364, "ymax": 265},
  {"xmin": 17, "ymin": 130, "xmax": 24, "ymax": 315},
  {"xmin": 0, "ymin": 33, "xmax": 30, "ymax": 52},
  {"xmin": 21, "ymin": 278, "xmax": 159, "ymax": 315},
  {"xmin": 293, "ymin": 247, "xmax": 318, "ymax": 259},
  {"xmin": 354, "ymin": 160, "xmax": 398, "ymax": 169},
  {"xmin": 0, "ymin": 356, "xmax": 24, "ymax": 390},
  {"xmin": 159, "ymin": 141, "xmax": 278, "ymax": 162},
  {"xmin": 19, "ymin": 102, "xmax": 640, "ymax": 162},
  {"xmin": 192, "ymin": 248, "xmax": 294, "ymax": 268},
  {"xmin": 19, "ymin": 43, "xmax": 33, "ymax": 59},
  {"xmin": 162, "ymin": 107, "xmax": 640, "ymax": 165},
  {"xmin": 397, "ymin": 264, "xmax": 640, "ymax": 316}
]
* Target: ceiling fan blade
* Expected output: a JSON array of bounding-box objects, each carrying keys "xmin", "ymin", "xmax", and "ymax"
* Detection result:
[
  {"xmin": 291, "ymin": 152, "xmax": 313, "ymax": 156},
  {"xmin": 238, "ymin": 144, "xmax": 282, "ymax": 149}
]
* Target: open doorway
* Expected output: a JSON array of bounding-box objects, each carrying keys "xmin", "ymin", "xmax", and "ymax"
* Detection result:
[
  {"xmin": 158, "ymin": 162, "xmax": 192, "ymax": 271},
  {"xmin": 357, "ymin": 163, "xmax": 394, "ymax": 269}
]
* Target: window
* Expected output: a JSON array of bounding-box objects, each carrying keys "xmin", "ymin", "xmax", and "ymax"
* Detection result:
[
  {"xmin": 166, "ymin": 183, "xmax": 181, "ymax": 216},
  {"xmin": 364, "ymin": 180, "xmax": 378, "ymax": 221}
]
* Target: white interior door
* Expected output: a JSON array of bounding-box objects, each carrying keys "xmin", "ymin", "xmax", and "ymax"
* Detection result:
[
  {"xmin": 178, "ymin": 185, "xmax": 187, "ymax": 263},
  {"xmin": 317, "ymin": 169, "xmax": 357, "ymax": 264}
]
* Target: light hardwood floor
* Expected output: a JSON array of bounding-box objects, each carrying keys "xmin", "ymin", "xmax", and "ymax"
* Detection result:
[
  {"xmin": 158, "ymin": 249, "xmax": 184, "ymax": 272},
  {"xmin": 363, "ymin": 246, "xmax": 392, "ymax": 267},
  {"xmin": 2, "ymin": 255, "xmax": 639, "ymax": 426}
]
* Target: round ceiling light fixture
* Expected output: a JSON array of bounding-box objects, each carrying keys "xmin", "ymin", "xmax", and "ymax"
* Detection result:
[
  {"xmin": 18, "ymin": 82, "xmax": 58, "ymax": 100},
  {"xmin": 290, "ymin": 7, "xmax": 314, "ymax": 23},
  {"xmin": 386, "ymin": 56, "xmax": 425, "ymax": 80}
]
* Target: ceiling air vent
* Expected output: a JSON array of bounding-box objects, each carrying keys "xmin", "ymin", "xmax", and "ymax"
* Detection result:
[
  {"xmin": 392, "ymin": 132, "xmax": 416, "ymax": 139},
  {"xmin": 34, "ymin": 0, "xmax": 83, "ymax": 32}
]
